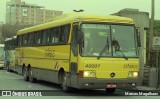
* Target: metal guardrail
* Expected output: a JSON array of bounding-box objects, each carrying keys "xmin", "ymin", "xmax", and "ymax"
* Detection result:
[
  {"xmin": 146, "ymin": 50, "xmax": 160, "ymax": 88},
  {"xmin": 147, "ymin": 51, "xmax": 160, "ymax": 67},
  {"xmin": 158, "ymin": 68, "xmax": 160, "ymax": 88}
]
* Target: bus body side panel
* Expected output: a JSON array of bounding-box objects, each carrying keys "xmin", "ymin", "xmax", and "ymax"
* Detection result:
[
  {"xmin": 15, "ymin": 45, "xmax": 70, "ymax": 83},
  {"xmin": 8, "ymin": 50, "xmax": 16, "ymax": 71}
]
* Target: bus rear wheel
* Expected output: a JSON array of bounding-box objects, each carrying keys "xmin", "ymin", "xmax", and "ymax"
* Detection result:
[
  {"xmin": 23, "ymin": 67, "xmax": 29, "ymax": 81},
  {"xmin": 28, "ymin": 67, "xmax": 36, "ymax": 83}
]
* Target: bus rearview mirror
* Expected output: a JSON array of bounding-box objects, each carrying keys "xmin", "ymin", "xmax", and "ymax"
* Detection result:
[
  {"xmin": 136, "ymin": 29, "xmax": 141, "ymax": 47},
  {"xmin": 77, "ymin": 31, "xmax": 83, "ymax": 44}
]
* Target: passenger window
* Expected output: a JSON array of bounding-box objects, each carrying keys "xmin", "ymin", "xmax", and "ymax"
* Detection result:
[
  {"xmin": 34, "ymin": 31, "xmax": 42, "ymax": 45},
  {"xmin": 64, "ymin": 25, "xmax": 70, "ymax": 43},
  {"xmin": 54, "ymin": 28, "xmax": 59, "ymax": 44},
  {"xmin": 22, "ymin": 34, "xmax": 28, "ymax": 46},
  {"xmin": 28, "ymin": 32, "xmax": 34, "ymax": 46},
  {"xmin": 50, "ymin": 28, "xmax": 55, "ymax": 44},
  {"xmin": 42, "ymin": 29, "xmax": 50, "ymax": 45},
  {"xmin": 59, "ymin": 24, "xmax": 70, "ymax": 44},
  {"xmin": 18, "ymin": 35, "xmax": 23, "ymax": 46}
]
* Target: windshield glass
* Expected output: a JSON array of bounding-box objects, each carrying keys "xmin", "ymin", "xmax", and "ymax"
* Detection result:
[
  {"xmin": 81, "ymin": 23, "xmax": 138, "ymax": 57},
  {"xmin": 111, "ymin": 25, "xmax": 137, "ymax": 57},
  {"xmin": 81, "ymin": 24, "xmax": 112, "ymax": 57}
]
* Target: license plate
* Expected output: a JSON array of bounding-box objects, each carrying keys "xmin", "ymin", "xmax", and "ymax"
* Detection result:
[{"xmin": 106, "ymin": 84, "xmax": 117, "ymax": 88}]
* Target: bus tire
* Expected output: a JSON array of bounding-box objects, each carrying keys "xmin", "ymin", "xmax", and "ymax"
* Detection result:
[
  {"xmin": 105, "ymin": 88, "xmax": 116, "ymax": 94},
  {"xmin": 7, "ymin": 66, "xmax": 10, "ymax": 72},
  {"xmin": 62, "ymin": 73, "xmax": 71, "ymax": 92},
  {"xmin": 6, "ymin": 62, "xmax": 10, "ymax": 72},
  {"xmin": 23, "ymin": 67, "xmax": 29, "ymax": 81},
  {"xmin": 28, "ymin": 67, "xmax": 36, "ymax": 83}
]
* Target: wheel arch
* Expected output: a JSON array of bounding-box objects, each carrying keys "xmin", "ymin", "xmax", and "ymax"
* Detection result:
[{"xmin": 58, "ymin": 67, "xmax": 65, "ymax": 84}]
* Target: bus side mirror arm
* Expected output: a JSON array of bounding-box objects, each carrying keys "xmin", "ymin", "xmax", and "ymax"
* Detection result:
[{"xmin": 77, "ymin": 31, "xmax": 83, "ymax": 44}]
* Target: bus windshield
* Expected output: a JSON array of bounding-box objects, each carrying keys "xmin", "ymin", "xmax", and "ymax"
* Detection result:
[{"xmin": 81, "ymin": 23, "xmax": 138, "ymax": 58}]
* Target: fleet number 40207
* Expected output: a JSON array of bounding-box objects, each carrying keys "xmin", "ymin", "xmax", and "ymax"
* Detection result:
[{"xmin": 85, "ymin": 64, "xmax": 100, "ymax": 68}]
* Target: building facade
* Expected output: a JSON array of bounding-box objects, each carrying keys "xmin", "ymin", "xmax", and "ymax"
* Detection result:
[{"xmin": 6, "ymin": 0, "xmax": 63, "ymax": 25}]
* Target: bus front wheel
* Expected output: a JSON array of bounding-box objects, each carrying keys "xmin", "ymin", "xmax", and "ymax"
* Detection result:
[
  {"xmin": 28, "ymin": 67, "xmax": 36, "ymax": 83},
  {"xmin": 105, "ymin": 88, "xmax": 116, "ymax": 94},
  {"xmin": 62, "ymin": 73, "xmax": 71, "ymax": 92}
]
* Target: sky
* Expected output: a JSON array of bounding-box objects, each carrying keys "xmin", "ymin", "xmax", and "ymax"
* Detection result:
[{"xmin": 0, "ymin": 0, "xmax": 159, "ymax": 23}]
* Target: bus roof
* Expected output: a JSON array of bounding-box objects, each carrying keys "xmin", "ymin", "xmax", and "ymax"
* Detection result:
[
  {"xmin": 17, "ymin": 13, "xmax": 134, "ymax": 35},
  {"xmin": 5, "ymin": 38, "xmax": 12, "ymax": 41},
  {"xmin": 4, "ymin": 36, "xmax": 17, "ymax": 42},
  {"xmin": 12, "ymin": 36, "xmax": 17, "ymax": 39}
]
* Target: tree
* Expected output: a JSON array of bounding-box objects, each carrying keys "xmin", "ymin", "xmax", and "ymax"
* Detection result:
[
  {"xmin": 1, "ymin": 24, "xmax": 32, "ymax": 43},
  {"xmin": 154, "ymin": 20, "xmax": 160, "ymax": 36}
]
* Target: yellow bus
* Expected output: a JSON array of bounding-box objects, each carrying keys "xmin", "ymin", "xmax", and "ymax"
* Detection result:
[
  {"xmin": 4, "ymin": 36, "xmax": 17, "ymax": 72},
  {"xmin": 16, "ymin": 13, "xmax": 140, "ymax": 93}
]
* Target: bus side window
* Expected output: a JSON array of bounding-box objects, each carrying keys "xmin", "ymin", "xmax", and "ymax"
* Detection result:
[
  {"xmin": 50, "ymin": 27, "xmax": 59, "ymax": 44},
  {"xmin": 54, "ymin": 27, "xmax": 60, "ymax": 44},
  {"xmin": 22, "ymin": 34, "xmax": 28, "ymax": 46},
  {"xmin": 38, "ymin": 31, "xmax": 42, "ymax": 45},
  {"xmin": 42, "ymin": 29, "xmax": 50, "ymax": 45},
  {"xmin": 59, "ymin": 24, "xmax": 70, "ymax": 44},
  {"xmin": 18, "ymin": 35, "xmax": 23, "ymax": 46},
  {"xmin": 34, "ymin": 31, "xmax": 42, "ymax": 45},
  {"xmin": 28, "ymin": 32, "xmax": 34, "ymax": 46},
  {"xmin": 13, "ymin": 37, "xmax": 18, "ymax": 49},
  {"xmin": 50, "ymin": 28, "xmax": 55, "ymax": 44}
]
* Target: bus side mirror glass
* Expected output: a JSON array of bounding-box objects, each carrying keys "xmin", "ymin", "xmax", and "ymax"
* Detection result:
[
  {"xmin": 77, "ymin": 31, "xmax": 83, "ymax": 44},
  {"xmin": 136, "ymin": 29, "xmax": 141, "ymax": 47}
]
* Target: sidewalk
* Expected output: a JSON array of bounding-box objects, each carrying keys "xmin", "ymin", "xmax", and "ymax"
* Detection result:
[
  {"xmin": 136, "ymin": 86, "xmax": 160, "ymax": 93},
  {"xmin": 136, "ymin": 86, "xmax": 159, "ymax": 90}
]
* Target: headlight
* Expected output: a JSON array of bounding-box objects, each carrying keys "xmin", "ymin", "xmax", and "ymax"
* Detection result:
[
  {"xmin": 133, "ymin": 72, "xmax": 138, "ymax": 77},
  {"xmin": 83, "ymin": 71, "xmax": 96, "ymax": 77},
  {"xmin": 128, "ymin": 71, "xmax": 138, "ymax": 77},
  {"xmin": 84, "ymin": 71, "xmax": 89, "ymax": 77}
]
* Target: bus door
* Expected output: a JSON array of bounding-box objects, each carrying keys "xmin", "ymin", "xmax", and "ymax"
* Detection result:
[{"xmin": 69, "ymin": 23, "xmax": 79, "ymax": 84}]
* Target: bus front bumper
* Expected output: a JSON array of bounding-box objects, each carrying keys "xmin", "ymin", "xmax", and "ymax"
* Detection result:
[{"xmin": 76, "ymin": 77, "xmax": 140, "ymax": 89}]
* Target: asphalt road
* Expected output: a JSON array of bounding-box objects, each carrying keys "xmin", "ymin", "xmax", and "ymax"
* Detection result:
[{"xmin": 0, "ymin": 69, "xmax": 159, "ymax": 98}]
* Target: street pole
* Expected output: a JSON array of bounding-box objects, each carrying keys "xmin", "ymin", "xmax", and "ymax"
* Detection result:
[{"xmin": 148, "ymin": 0, "xmax": 154, "ymax": 66}]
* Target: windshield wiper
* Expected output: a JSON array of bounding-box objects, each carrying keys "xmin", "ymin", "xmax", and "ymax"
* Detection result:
[
  {"xmin": 97, "ymin": 37, "xmax": 109, "ymax": 59},
  {"xmin": 115, "ymin": 50, "xmax": 128, "ymax": 60}
]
